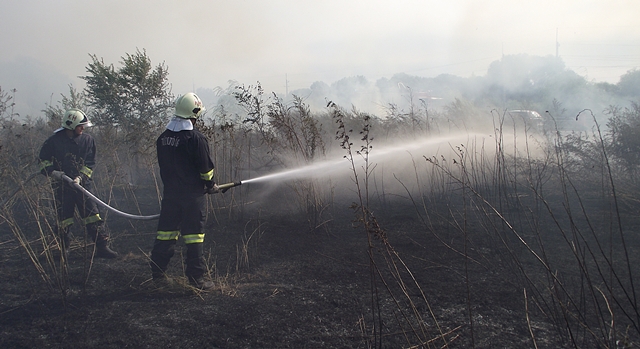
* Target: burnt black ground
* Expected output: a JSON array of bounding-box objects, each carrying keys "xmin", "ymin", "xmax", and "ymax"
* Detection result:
[{"xmin": 0, "ymin": 194, "xmax": 571, "ymax": 348}]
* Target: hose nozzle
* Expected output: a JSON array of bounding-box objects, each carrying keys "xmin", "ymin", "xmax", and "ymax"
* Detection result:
[{"xmin": 218, "ymin": 181, "xmax": 242, "ymax": 193}]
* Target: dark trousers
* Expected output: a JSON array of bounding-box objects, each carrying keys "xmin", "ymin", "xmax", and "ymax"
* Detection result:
[
  {"xmin": 54, "ymin": 180, "xmax": 106, "ymax": 243},
  {"xmin": 150, "ymin": 194, "xmax": 207, "ymax": 280}
]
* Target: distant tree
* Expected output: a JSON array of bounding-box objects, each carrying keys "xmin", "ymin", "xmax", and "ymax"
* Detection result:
[
  {"xmin": 310, "ymin": 81, "xmax": 330, "ymax": 95},
  {"xmin": 0, "ymin": 87, "xmax": 15, "ymax": 120},
  {"xmin": 484, "ymin": 54, "xmax": 586, "ymax": 107},
  {"xmin": 330, "ymin": 76, "xmax": 369, "ymax": 107},
  {"xmin": 595, "ymin": 81, "xmax": 619, "ymax": 95},
  {"xmin": 617, "ymin": 69, "xmax": 640, "ymax": 97},
  {"xmin": 81, "ymin": 49, "xmax": 173, "ymax": 184},
  {"xmin": 606, "ymin": 102, "xmax": 640, "ymax": 176},
  {"xmin": 82, "ymin": 49, "xmax": 173, "ymax": 133},
  {"xmin": 486, "ymin": 54, "xmax": 564, "ymax": 90}
]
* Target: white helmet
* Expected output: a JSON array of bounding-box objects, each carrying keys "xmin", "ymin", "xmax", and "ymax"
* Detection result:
[
  {"xmin": 61, "ymin": 108, "xmax": 92, "ymax": 130},
  {"xmin": 174, "ymin": 92, "xmax": 205, "ymax": 119}
]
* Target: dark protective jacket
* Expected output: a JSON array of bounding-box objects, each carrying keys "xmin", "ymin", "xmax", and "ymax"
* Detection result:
[
  {"xmin": 38, "ymin": 130, "xmax": 96, "ymax": 179},
  {"xmin": 156, "ymin": 128, "xmax": 215, "ymax": 197}
]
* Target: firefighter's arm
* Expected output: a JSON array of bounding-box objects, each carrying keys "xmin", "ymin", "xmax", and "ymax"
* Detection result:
[
  {"xmin": 39, "ymin": 159, "xmax": 63, "ymax": 180},
  {"xmin": 38, "ymin": 141, "xmax": 64, "ymax": 180},
  {"xmin": 79, "ymin": 166, "xmax": 93, "ymax": 182},
  {"xmin": 201, "ymin": 168, "xmax": 217, "ymax": 194},
  {"xmin": 195, "ymin": 134, "xmax": 217, "ymax": 193},
  {"xmin": 38, "ymin": 140, "xmax": 57, "ymax": 177},
  {"xmin": 79, "ymin": 137, "xmax": 96, "ymax": 182},
  {"xmin": 39, "ymin": 159, "xmax": 54, "ymax": 175}
]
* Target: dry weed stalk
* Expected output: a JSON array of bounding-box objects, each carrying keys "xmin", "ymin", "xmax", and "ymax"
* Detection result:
[
  {"xmin": 331, "ymin": 101, "xmax": 452, "ymax": 348},
  {"xmin": 413, "ymin": 107, "xmax": 639, "ymax": 348}
]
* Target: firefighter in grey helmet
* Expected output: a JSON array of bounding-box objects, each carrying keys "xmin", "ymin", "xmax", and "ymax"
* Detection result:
[{"xmin": 38, "ymin": 108, "xmax": 118, "ymax": 258}]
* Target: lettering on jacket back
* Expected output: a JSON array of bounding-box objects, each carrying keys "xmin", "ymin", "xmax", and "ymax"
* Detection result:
[{"xmin": 161, "ymin": 136, "xmax": 180, "ymax": 147}]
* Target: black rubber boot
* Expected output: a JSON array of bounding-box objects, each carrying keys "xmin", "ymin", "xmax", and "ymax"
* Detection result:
[
  {"xmin": 95, "ymin": 238, "xmax": 118, "ymax": 259},
  {"xmin": 150, "ymin": 239, "xmax": 176, "ymax": 278},
  {"xmin": 185, "ymin": 244, "xmax": 212, "ymax": 290},
  {"xmin": 189, "ymin": 276, "xmax": 214, "ymax": 290},
  {"xmin": 152, "ymin": 274, "xmax": 175, "ymax": 289},
  {"xmin": 185, "ymin": 244, "xmax": 206, "ymax": 280},
  {"xmin": 89, "ymin": 223, "xmax": 118, "ymax": 259}
]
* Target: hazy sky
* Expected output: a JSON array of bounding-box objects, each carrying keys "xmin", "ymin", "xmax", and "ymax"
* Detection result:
[{"xmin": 1, "ymin": 0, "xmax": 639, "ymax": 117}]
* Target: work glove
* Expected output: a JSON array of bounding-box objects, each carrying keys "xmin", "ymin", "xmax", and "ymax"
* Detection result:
[
  {"xmin": 204, "ymin": 184, "xmax": 220, "ymax": 194},
  {"xmin": 72, "ymin": 176, "xmax": 82, "ymax": 185},
  {"xmin": 50, "ymin": 170, "xmax": 64, "ymax": 181}
]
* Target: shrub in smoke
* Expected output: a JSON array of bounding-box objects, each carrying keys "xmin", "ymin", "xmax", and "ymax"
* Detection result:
[
  {"xmin": 606, "ymin": 101, "xmax": 640, "ymax": 178},
  {"xmin": 616, "ymin": 69, "xmax": 640, "ymax": 97},
  {"xmin": 232, "ymin": 83, "xmax": 331, "ymax": 230}
]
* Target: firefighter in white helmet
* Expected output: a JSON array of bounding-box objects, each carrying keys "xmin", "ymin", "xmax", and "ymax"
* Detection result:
[
  {"xmin": 38, "ymin": 108, "xmax": 118, "ymax": 258},
  {"xmin": 150, "ymin": 93, "xmax": 218, "ymax": 290}
]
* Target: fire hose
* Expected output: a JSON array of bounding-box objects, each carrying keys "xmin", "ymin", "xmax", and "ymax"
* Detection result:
[
  {"xmin": 61, "ymin": 174, "xmax": 161, "ymax": 220},
  {"xmin": 0, "ymin": 172, "xmax": 242, "ymax": 221},
  {"xmin": 60, "ymin": 175, "xmax": 242, "ymax": 220}
]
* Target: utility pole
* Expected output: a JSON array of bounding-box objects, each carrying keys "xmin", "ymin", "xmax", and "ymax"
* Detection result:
[{"xmin": 285, "ymin": 74, "xmax": 289, "ymax": 96}]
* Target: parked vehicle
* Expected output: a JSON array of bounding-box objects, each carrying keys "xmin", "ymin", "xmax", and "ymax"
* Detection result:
[{"xmin": 507, "ymin": 109, "xmax": 544, "ymax": 133}]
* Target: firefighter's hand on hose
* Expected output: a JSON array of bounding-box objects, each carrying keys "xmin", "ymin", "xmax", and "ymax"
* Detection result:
[
  {"xmin": 50, "ymin": 170, "xmax": 64, "ymax": 181},
  {"xmin": 204, "ymin": 184, "xmax": 220, "ymax": 194}
]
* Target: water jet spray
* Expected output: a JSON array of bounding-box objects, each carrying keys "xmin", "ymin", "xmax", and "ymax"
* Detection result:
[{"xmin": 236, "ymin": 133, "xmax": 487, "ymax": 185}]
